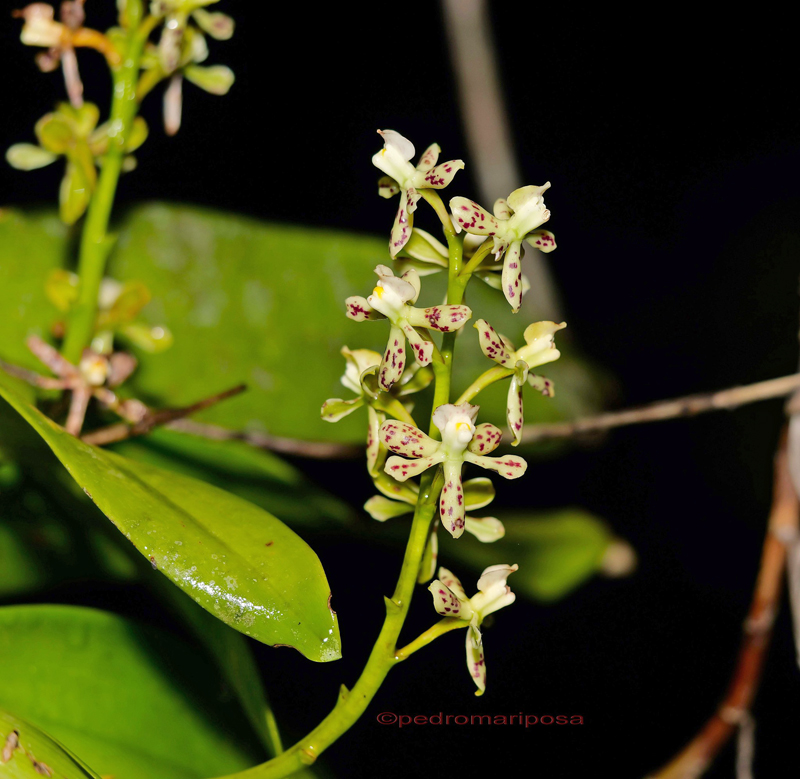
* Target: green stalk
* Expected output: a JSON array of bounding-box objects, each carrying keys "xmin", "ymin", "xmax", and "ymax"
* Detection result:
[
  {"xmin": 217, "ymin": 194, "xmax": 471, "ymax": 779},
  {"xmin": 61, "ymin": 18, "xmax": 150, "ymax": 363}
]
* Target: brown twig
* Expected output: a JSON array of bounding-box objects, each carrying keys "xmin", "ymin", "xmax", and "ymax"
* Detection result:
[
  {"xmin": 647, "ymin": 430, "xmax": 799, "ymax": 779},
  {"xmin": 80, "ymin": 384, "xmax": 246, "ymax": 446},
  {"xmin": 165, "ymin": 419, "xmax": 362, "ymax": 460},
  {"xmin": 520, "ymin": 373, "xmax": 800, "ymax": 444}
]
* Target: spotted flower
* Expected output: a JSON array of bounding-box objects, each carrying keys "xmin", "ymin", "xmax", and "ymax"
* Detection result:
[
  {"xmin": 475, "ymin": 319, "xmax": 566, "ymax": 445},
  {"xmin": 450, "ymin": 185, "xmax": 556, "ymax": 312},
  {"xmin": 345, "ymin": 266, "xmax": 471, "ymax": 391},
  {"xmin": 364, "ymin": 475, "xmax": 505, "ymax": 543},
  {"xmin": 372, "ymin": 130, "xmax": 464, "ymax": 257},
  {"xmin": 428, "ymin": 564, "xmax": 518, "ymax": 695},
  {"xmin": 380, "ymin": 403, "xmax": 526, "ymax": 538},
  {"xmin": 321, "ymin": 346, "xmax": 432, "ymax": 475}
]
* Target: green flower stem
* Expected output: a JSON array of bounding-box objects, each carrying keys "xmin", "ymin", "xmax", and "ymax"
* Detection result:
[
  {"xmin": 395, "ymin": 617, "xmax": 468, "ymax": 661},
  {"xmin": 419, "ymin": 189, "xmax": 457, "ymax": 243},
  {"xmin": 375, "ymin": 397, "xmax": 417, "ymax": 427},
  {"xmin": 61, "ymin": 19, "xmax": 151, "ymax": 364},
  {"xmin": 217, "ymin": 193, "xmax": 472, "ymax": 779},
  {"xmin": 459, "ymin": 240, "xmax": 494, "ymax": 278},
  {"xmin": 455, "ymin": 364, "xmax": 513, "ymax": 405}
]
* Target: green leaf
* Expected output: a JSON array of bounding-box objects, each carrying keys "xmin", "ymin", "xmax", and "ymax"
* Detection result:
[
  {"xmin": 0, "ymin": 371, "xmax": 341, "ymax": 661},
  {"xmin": 0, "ymin": 708, "xmax": 102, "ymax": 779},
  {"xmin": 448, "ymin": 508, "xmax": 627, "ymax": 602},
  {"xmin": 0, "ymin": 605, "xmax": 264, "ymax": 779},
  {"xmin": 0, "ymin": 205, "xmax": 606, "ymax": 445},
  {"xmin": 110, "ymin": 427, "xmax": 353, "ymax": 529}
]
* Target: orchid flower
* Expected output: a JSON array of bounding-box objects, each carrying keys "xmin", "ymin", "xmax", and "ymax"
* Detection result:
[
  {"xmin": 450, "ymin": 186, "xmax": 556, "ymax": 312},
  {"xmin": 428, "ymin": 564, "xmax": 518, "ymax": 696},
  {"xmin": 345, "ymin": 266, "xmax": 471, "ymax": 391},
  {"xmin": 380, "ymin": 403, "xmax": 526, "ymax": 538},
  {"xmin": 372, "ymin": 130, "xmax": 464, "ymax": 257},
  {"xmin": 475, "ymin": 319, "xmax": 566, "ymax": 445},
  {"xmin": 321, "ymin": 346, "xmax": 432, "ymax": 475}
]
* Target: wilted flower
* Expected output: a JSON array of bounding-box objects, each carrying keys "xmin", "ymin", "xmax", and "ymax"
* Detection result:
[{"xmin": 428, "ymin": 564, "xmax": 518, "ymax": 695}]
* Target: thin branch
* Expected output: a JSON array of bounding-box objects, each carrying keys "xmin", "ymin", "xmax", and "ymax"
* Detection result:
[
  {"xmin": 164, "ymin": 419, "xmax": 362, "ymax": 460},
  {"xmin": 80, "ymin": 384, "xmax": 246, "ymax": 446},
  {"xmin": 647, "ymin": 431, "xmax": 799, "ymax": 779},
  {"xmin": 520, "ymin": 373, "xmax": 800, "ymax": 444}
]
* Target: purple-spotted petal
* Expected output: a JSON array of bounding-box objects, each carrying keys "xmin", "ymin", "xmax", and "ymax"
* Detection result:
[
  {"xmin": 463, "ymin": 451, "xmax": 528, "ymax": 479},
  {"xmin": 474, "ymin": 319, "xmax": 515, "ymax": 366},
  {"xmin": 416, "ymin": 143, "xmax": 440, "ymax": 171},
  {"xmin": 366, "ymin": 406, "xmax": 382, "ymax": 476},
  {"xmin": 379, "ymin": 419, "xmax": 440, "ymax": 457},
  {"xmin": 416, "ymin": 159, "xmax": 465, "ymax": 190},
  {"xmin": 378, "ymin": 324, "xmax": 407, "ymax": 391},
  {"xmin": 466, "ymin": 625, "xmax": 486, "ymax": 696},
  {"xmin": 526, "ymin": 229, "xmax": 557, "ymax": 253},
  {"xmin": 507, "ymin": 360, "xmax": 529, "ymax": 446},
  {"xmin": 373, "ymin": 471, "xmax": 419, "ymax": 503},
  {"xmin": 437, "ymin": 566, "xmax": 469, "ymax": 600},
  {"xmin": 406, "ymin": 303, "xmax": 472, "ymax": 333},
  {"xmin": 501, "ymin": 240, "xmax": 524, "ymax": 312},
  {"xmin": 440, "ymin": 460, "xmax": 466, "ymax": 538},
  {"xmin": 389, "ymin": 190, "xmax": 414, "ymax": 258},
  {"xmin": 467, "ymin": 423, "xmax": 503, "ymax": 455},
  {"xmin": 493, "ymin": 198, "xmax": 511, "ymax": 220},
  {"xmin": 401, "ymin": 322, "xmax": 434, "ymax": 367},
  {"xmin": 465, "ymin": 516, "xmax": 505, "ymax": 543},
  {"xmin": 449, "ymin": 197, "xmax": 501, "ymax": 237},
  {"xmin": 320, "ymin": 396, "xmax": 364, "ymax": 423},
  {"xmin": 429, "ymin": 579, "xmax": 472, "ymax": 620},
  {"xmin": 384, "ymin": 452, "xmax": 444, "ymax": 482},
  {"xmin": 528, "ymin": 373, "xmax": 555, "ymax": 397},
  {"xmin": 378, "ymin": 175, "xmax": 400, "ymax": 199},
  {"xmin": 345, "ymin": 296, "xmax": 382, "ymax": 322}
]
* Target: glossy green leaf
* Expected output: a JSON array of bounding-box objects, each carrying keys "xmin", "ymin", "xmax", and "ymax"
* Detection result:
[
  {"xmin": 0, "ymin": 205, "xmax": 605, "ymax": 445},
  {"xmin": 447, "ymin": 508, "xmax": 627, "ymax": 602},
  {"xmin": 111, "ymin": 427, "xmax": 353, "ymax": 529},
  {"xmin": 0, "ymin": 708, "xmax": 102, "ymax": 779},
  {"xmin": 0, "ymin": 605, "xmax": 264, "ymax": 779},
  {"xmin": 0, "ymin": 371, "xmax": 341, "ymax": 661}
]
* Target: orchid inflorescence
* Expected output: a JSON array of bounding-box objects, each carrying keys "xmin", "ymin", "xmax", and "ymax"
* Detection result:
[{"xmin": 322, "ymin": 129, "xmax": 567, "ymax": 694}]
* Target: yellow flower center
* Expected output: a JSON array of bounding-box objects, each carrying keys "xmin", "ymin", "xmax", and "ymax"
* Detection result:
[{"xmin": 372, "ymin": 286, "xmax": 384, "ymax": 299}]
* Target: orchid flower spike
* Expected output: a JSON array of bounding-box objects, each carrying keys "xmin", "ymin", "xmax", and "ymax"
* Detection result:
[
  {"xmin": 372, "ymin": 130, "xmax": 464, "ymax": 258},
  {"xmin": 321, "ymin": 346, "xmax": 432, "ymax": 476},
  {"xmin": 428, "ymin": 564, "xmax": 518, "ymax": 695},
  {"xmin": 345, "ymin": 266, "xmax": 471, "ymax": 391},
  {"xmin": 475, "ymin": 319, "xmax": 566, "ymax": 445},
  {"xmin": 380, "ymin": 403, "xmax": 527, "ymax": 538},
  {"xmin": 450, "ymin": 185, "xmax": 556, "ymax": 312}
]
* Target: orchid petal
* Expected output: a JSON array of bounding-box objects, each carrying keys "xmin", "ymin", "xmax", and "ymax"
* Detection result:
[
  {"xmin": 463, "ymin": 451, "xmax": 528, "ymax": 479},
  {"xmin": 389, "ymin": 190, "xmax": 414, "ymax": 258},
  {"xmin": 501, "ymin": 240, "xmax": 524, "ymax": 312},
  {"xmin": 474, "ymin": 563, "xmax": 518, "ymax": 616},
  {"xmin": 437, "ymin": 566, "xmax": 469, "ymax": 600},
  {"xmin": 528, "ymin": 373, "xmax": 555, "ymax": 397},
  {"xmin": 345, "ymin": 295, "xmax": 381, "ymax": 322},
  {"xmin": 467, "ymin": 423, "xmax": 503, "ymax": 455},
  {"xmin": 463, "ymin": 477, "xmax": 496, "ymax": 511},
  {"xmin": 507, "ymin": 360, "xmax": 529, "ymax": 446},
  {"xmin": 340, "ymin": 346, "xmax": 382, "ymax": 394},
  {"xmin": 449, "ymin": 197, "xmax": 501, "ymax": 237},
  {"xmin": 440, "ymin": 460, "xmax": 466, "ymax": 538},
  {"xmin": 400, "ymin": 322, "xmax": 434, "ymax": 367},
  {"xmin": 466, "ymin": 625, "xmax": 486, "ymax": 696},
  {"xmin": 378, "ymin": 324, "xmax": 407, "ymax": 391},
  {"xmin": 406, "ymin": 304, "xmax": 472, "ymax": 333},
  {"xmin": 320, "ymin": 396, "xmax": 364, "ymax": 423},
  {"xmin": 474, "ymin": 319, "xmax": 515, "ymax": 366},
  {"xmin": 416, "ymin": 142, "xmax": 440, "ymax": 171},
  {"xmin": 396, "ymin": 363, "xmax": 434, "ymax": 396},
  {"xmin": 378, "ymin": 176, "xmax": 400, "ymax": 199},
  {"xmin": 526, "ymin": 229, "xmax": 557, "ymax": 253},
  {"xmin": 465, "ymin": 516, "xmax": 505, "ymax": 543},
  {"xmin": 377, "ymin": 129, "xmax": 415, "ymax": 163},
  {"xmin": 507, "ymin": 183, "xmax": 551, "ymax": 237},
  {"xmin": 429, "ymin": 580, "xmax": 472, "ymax": 620},
  {"xmin": 366, "ymin": 406, "xmax": 382, "ymax": 476},
  {"xmin": 379, "ymin": 420, "xmax": 440, "ymax": 458},
  {"xmin": 400, "ymin": 267, "xmax": 421, "ymax": 303},
  {"xmin": 373, "ymin": 472, "xmax": 418, "ymax": 504},
  {"xmin": 364, "ymin": 494, "xmax": 411, "ymax": 522},
  {"xmin": 432, "ymin": 402, "xmax": 479, "ymax": 437},
  {"xmin": 384, "ymin": 452, "xmax": 444, "ymax": 482},
  {"xmin": 418, "ymin": 527, "xmax": 438, "ymax": 584},
  {"xmin": 398, "ymin": 227, "xmax": 449, "ymax": 267},
  {"xmin": 518, "ymin": 321, "xmax": 566, "ymax": 367},
  {"xmin": 415, "ymin": 159, "xmax": 465, "ymax": 190},
  {"xmin": 493, "ymin": 198, "xmax": 511, "ymax": 220}
]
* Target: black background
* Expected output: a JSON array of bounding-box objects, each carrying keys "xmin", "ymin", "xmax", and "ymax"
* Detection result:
[{"xmin": 2, "ymin": 3, "xmax": 800, "ymax": 777}]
